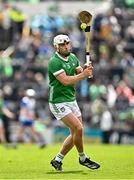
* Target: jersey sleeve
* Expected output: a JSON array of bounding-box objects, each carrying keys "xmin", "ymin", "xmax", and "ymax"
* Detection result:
[
  {"xmin": 20, "ymin": 97, "xmax": 28, "ymax": 108},
  {"xmin": 48, "ymin": 58, "xmax": 64, "ymax": 76},
  {"xmin": 76, "ymin": 59, "xmax": 81, "ymax": 69}
]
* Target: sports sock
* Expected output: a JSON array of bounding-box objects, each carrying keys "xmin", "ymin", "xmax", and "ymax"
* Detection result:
[
  {"xmin": 55, "ymin": 153, "xmax": 64, "ymax": 162},
  {"xmin": 79, "ymin": 152, "xmax": 87, "ymax": 162}
]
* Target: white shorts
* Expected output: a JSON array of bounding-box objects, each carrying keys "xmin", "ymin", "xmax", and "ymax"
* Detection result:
[{"xmin": 49, "ymin": 100, "xmax": 81, "ymax": 120}]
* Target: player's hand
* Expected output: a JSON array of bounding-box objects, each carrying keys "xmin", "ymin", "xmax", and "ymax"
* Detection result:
[
  {"xmin": 9, "ymin": 112, "xmax": 15, "ymax": 119},
  {"xmin": 83, "ymin": 63, "xmax": 93, "ymax": 70},
  {"xmin": 83, "ymin": 64, "xmax": 93, "ymax": 77}
]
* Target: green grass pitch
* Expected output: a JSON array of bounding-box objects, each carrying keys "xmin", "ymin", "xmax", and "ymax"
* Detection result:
[{"xmin": 0, "ymin": 144, "xmax": 134, "ymax": 179}]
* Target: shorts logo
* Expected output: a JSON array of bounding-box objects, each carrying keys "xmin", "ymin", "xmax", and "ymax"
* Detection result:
[{"xmin": 60, "ymin": 107, "xmax": 65, "ymax": 112}]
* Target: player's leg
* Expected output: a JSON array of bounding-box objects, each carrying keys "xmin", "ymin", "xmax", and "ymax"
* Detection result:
[
  {"xmin": 51, "ymin": 112, "xmax": 83, "ymax": 171},
  {"xmin": 29, "ymin": 126, "xmax": 46, "ymax": 148},
  {"xmin": 0, "ymin": 121, "xmax": 7, "ymax": 145},
  {"xmin": 15, "ymin": 124, "xmax": 25, "ymax": 143},
  {"xmin": 58, "ymin": 116, "xmax": 83, "ymax": 156},
  {"xmin": 76, "ymin": 116, "xmax": 100, "ymax": 170},
  {"xmin": 70, "ymin": 101, "xmax": 100, "ymax": 169},
  {"xmin": 59, "ymin": 113, "xmax": 81, "ymax": 156},
  {"xmin": 53, "ymin": 128, "xmax": 74, "ymax": 164},
  {"xmin": 11, "ymin": 124, "xmax": 25, "ymax": 148},
  {"xmin": 62, "ymin": 113, "xmax": 84, "ymax": 153},
  {"xmin": 60, "ymin": 129, "xmax": 74, "ymax": 155},
  {"xmin": 50, "ymin": 131, "xmax": 74, "ymax": 171}
]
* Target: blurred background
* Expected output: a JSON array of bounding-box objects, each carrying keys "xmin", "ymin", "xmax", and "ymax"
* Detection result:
[{"xmin": 0, "ymin": 0, "xmax": 134, "ymax": 146}]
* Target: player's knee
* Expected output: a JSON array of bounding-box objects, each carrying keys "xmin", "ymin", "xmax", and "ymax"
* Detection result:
[{"xmin": 76, "ymin": 125, "xmax": 83, "ymax": 136}]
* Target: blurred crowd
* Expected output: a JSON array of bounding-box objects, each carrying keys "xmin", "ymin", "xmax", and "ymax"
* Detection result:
[{"xmin": 0, "ymin": 1, "xmax": 134, "ymax": 144}]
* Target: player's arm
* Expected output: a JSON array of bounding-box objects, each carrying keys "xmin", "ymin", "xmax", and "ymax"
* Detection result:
[
  {"xmin": 2, "ymin": 107, "xmax": 14, "ymax": 119},
  {"xmin": 56, "ymin": 65, "xmax": 93, "ymax": 86}
]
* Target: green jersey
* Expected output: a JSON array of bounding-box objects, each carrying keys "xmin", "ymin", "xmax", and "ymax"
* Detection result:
[{"xmin": 48, "ymin": 52, "xmax": 80, "ymax": 103}]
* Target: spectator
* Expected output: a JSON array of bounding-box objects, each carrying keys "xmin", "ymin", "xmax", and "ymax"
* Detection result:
[
  {"xmin": 0, "ymin": 89, "xmax": 14, "ymax": 147},
  {"xmin": 100, "ymin": 107, "xmax": 113, "ymax": 143}
]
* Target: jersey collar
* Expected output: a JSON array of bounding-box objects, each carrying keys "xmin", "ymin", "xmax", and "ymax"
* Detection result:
[{"xmin": 56, "ymin": 52, "xmax": 69, "ymax": 62}]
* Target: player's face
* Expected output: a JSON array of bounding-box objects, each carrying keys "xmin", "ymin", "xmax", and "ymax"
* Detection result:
[{"xmin": 57, "ymin": 41, "xmax": 71, "ymax": 57}]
